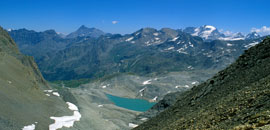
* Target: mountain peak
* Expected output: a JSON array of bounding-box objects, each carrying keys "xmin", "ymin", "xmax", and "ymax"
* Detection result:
[
  {"xmin": 79, "ymin": 25, "xmax": 87, "ymax": 29},
  {"xmin": 140, "ymin": 27, "xmax": 157, "ymax": 33},
  {"xmin": 203, "ymin": 25, "xmax": 217, "ymax": 30},
  {"xmin": 77, "ymin": 25, "xmax": 93, "ymax": 31},
  {"xmin": 66, "ymin": 25, "xmax": 105, "ymax": 38},
  {"xmin": 183, "ymin": 25, "xmax": 223, "ymax": 41},
  {"xmin": 246, "ymin": 32, "xmax": 261, "ymax": 39}
]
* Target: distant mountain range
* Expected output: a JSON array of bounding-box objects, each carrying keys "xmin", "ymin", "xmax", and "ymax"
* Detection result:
[
  {"xmin": 183, "ymin": 25, "xmax": 261, "ymax": 41},
  {"xmin": 7, "ymin": 25, "xmax": 265, "ymax": 81}
]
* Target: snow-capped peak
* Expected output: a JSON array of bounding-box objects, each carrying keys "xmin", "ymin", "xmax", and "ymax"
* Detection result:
[
  {"xmin": 185, "ymin": 25, "xmax": 223, "ymax": 41},
  {"xmin": 246, "ymin": 32, "xmax": 261, "ymax": 40},
  {"xmin": 204, "ymin": 25, "xmax": 216, "ymax": 30}
]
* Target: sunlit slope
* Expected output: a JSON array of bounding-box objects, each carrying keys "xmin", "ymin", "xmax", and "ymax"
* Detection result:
[{"xmin": 0, "ymin": 27, "xmax": 70, "ymax": 130}]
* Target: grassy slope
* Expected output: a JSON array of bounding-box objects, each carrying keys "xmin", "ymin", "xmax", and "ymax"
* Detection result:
[
  {"xmin": 0, "ymin": 27, "xmax": 71, "ymax": 130},
  {"xmin": 135, "ymin": 38, "xmax": 270, "ymax": 129}
]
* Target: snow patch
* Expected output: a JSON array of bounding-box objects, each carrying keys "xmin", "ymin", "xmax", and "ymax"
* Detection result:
[
  {"xmin": 184, "ymin": 85, "xmax": 190, "ymax": 88},
  {"xmin": 154, "ymin": 37, "xmax": 160, "ymax": 40},
  {"xmin": 165, "ymin": 47, "xmax": 174, "ymax": 50},
  {"xmin": 187, "ymin": 66, "xmax": 193, "ymax": 69},
  {"xmin": 169, "ymin": 37, "xmax": 179, "ymax": 41},
  {"xmin": 201, "ymin": 25, "xmax": 216, "ymax": 39},
  {"xmin": 52, "ymin": 92, "xmax": 60, "ymax": 97},
  {"xmin": 101, "ymin": 85, "xmax": 107, "ymax": 88},
  {"xmin": 140, "ymin": 118, "xmax": 148, "ymax": 121},
  {"xmin": 188, "ymin": 42, "xmax": 194, "ymax": 47},
  {"xmin": 98, "ymin": 105, "xmax": 103, "ymax": 107},
  {"xmin": 49, "ymin": 111, "xmax": 81, "ymax": 130},
  {"xmin": 151, "ymin": 96, "xmax": 158, "ymax": 102},
  {"xmin": 46, "ymin": 94, "xmax": 50, "ymax": 96},
  {"xmin": 175, "ymin": 85, "xmax": 180, "ymax": 88},
  {"xmin": 142, "ymin": 79, "xmax": 152, "ymax": 85},
  {"xmin": 227, "ymin": 43, "xmax": 233, "ymax": 46},
  {"xmin": 44, "ymin": 90, "xmax": 53, "ymax": 93},
  {"xmin": 7, "ymin": 80, "xmax": 12, "ymax": 84},
  {"xmin": 49, "ymin": 102, "xmax": 81, "ymax": 130},
  {"xmin": 191, "ymin": 81, "xmax": 199, "ymax": 85},
  {"xmin": 126, "ymin": 37, "xmax": 134, "ymax": 42},
  {"xmin": 192, "ymin": 28, "xmax": 200, "ymax": 36},
  {"xmin": 153, "ymin": 33, "xmax": 159, "ymax": 36},
  {"xmin": 219, "ymin": 37, "xmax": 244, "ymax": 41},
  {"xmin": 139, "ymin": 87, "xmax": 147, "ymax": 93},
  {"xmin": 135, "ymin": 32, "xmax": 140, "ymax": 36},
  {"xmin": 139, "ymin": 87, "xmax": 147, "ymax": 96},
  {"xmin": 177, "ymin": 48, "xmax": 188, "ymax": 54},
  {"xmin": 22, "ymin": 124, "xmax": 35, "ymax": 130},
  {"xmin": 66, "ymin": 102, "xmax": 78, "ymax": 111},
  {"xmin": 245, "ymin": 42, "xmax": 259, "ymax": 48},
  {"xmin": 128, "ymin": 123, "xmax": 138, "ymax": 128}
]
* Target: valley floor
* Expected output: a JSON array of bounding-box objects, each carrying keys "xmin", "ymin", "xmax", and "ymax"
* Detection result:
[{"xmin": 53, "ymin": 70, "xmax": 218, "ymax": 130}]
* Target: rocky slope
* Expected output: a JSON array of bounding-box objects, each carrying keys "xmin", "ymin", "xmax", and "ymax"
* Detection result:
[
  {"xmin": 0, "ymin": 27, "xmax": 72, "ymax": 130},
  {"xmin": 135, "ymin": 37, "xmax": 270, "ymax": 129}
]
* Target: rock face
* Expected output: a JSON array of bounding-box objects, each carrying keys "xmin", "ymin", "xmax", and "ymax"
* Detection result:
[
  {"xmin": 135, "ymin": 37, "xmax": 270, "ymax": 130},
  {"xmin": 0, "ymin": 27, "xmax": 70, "ymax": 129}
]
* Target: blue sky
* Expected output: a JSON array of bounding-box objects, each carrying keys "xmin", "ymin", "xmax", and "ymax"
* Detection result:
[{"xmin": 1, "ymin": 0, "xmax": 270, "ymax": 35}]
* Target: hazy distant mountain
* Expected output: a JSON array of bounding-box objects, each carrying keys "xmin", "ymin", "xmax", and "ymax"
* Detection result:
[
  {"xmin": 8, "ymin": 29, "xmax": 77, "ymax": 59},
  {"xmin": 66, "ymin": 25, "xmax": 105, "ymax": 38},
  {"xmin": 246, "ymin": 32, "xmax": 261, "ymax": 39},
  {"xmin": 183, "ymin": 25, "xmax": 261, "ymax": 41},
  {"xmin": 219, "ymin": 32, "xmax": 245, "ymax": 41}
]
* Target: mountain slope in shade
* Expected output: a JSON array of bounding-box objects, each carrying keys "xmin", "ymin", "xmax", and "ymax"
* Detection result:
[
  {"xmin": 66, "ymin": 25, "xmax": 105, "ymax": 38},
  {"xmin": 8, "ymin": 28, "xmax": 72, "ymax": 59},
  {"xmin": 135, "ymin": 37, "xmax": 270, "ymax": 129},
  {"xmin": 0, "ymin": 27, "xmax": 71, "ymax": 129}
]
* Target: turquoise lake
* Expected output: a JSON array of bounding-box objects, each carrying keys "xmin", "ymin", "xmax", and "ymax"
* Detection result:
[{"xmin": 106, "ymin": 94, "xmax": 156, "ymax": 112}]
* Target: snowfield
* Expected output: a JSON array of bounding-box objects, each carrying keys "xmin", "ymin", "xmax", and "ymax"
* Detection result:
[{"xmin": 49, "ymin": 102, "xmax": 81, "ymax": 130}]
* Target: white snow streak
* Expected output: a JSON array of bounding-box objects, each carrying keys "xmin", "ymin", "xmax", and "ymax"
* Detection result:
[{"xmin": 22, "ymin": 124, "xmax": 35, "ymax": 130}]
